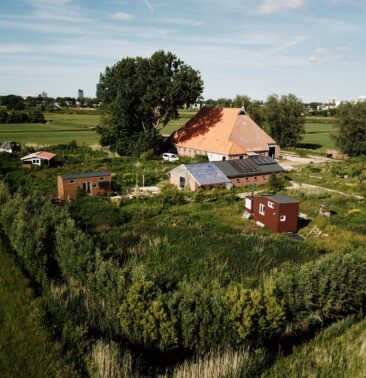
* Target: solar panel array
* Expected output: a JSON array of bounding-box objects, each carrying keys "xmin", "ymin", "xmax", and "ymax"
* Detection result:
[
  {"xmin": 251, "ymin": 156, "xmax": 276, "ymax": 165},
  {"xmin": 186, "ymin": 163, "xmax": 230, "ymax": 186},
  {"xmin": 229, "ymin": 159, "xmax": 259, "ymax": 173}
]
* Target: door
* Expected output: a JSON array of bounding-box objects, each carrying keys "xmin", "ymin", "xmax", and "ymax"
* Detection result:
[
  {"xmin": 269, "ymin": 146, "xmax": 276, "ymax": 158},
  {"xmin": 82, "ymin": 182, "xmax": 92, "ymax": 194},
  {"xmin": 179, "ymin": 176, "xmax": 186, "ymax": 189}
]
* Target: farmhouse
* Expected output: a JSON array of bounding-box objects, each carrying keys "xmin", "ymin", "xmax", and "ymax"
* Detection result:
[
  {"xmin": 21, "ymin": 151, "xmax": 56, "ymax": 168},
  {"xmin": 0, "ymin": 141, "xmax": 21, "ymax": 154},
  {"xmin": 213, "ymin": 156, "xmax": 284, "ymax": 187},
  {"xmin": 244, "ymin": 194, "xmax": 299, "ymax": 233},
  {"xmin": 169, "ymin": 157, "xmax": 283, "ymax": 191},
  {"xmin": 169, "ymin": 163, "xmax": 231, "ymax": 191},
  {"xmin": 171, "ymin": 107, "xmax": 280, "ymax": 161},
  {"xmin": 57, "ymin": 171, "xmax": 112, "ymax": 200}
]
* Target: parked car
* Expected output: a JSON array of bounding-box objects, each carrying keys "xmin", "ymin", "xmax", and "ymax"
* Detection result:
[{"xmin": 162, "ymin": 153, "xmax": 179, "ymax": 162}]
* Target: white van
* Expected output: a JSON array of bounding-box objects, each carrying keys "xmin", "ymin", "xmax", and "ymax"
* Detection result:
[{"xmin": 162, "ymin": 153, "xmax": 179, "ymax": 162}]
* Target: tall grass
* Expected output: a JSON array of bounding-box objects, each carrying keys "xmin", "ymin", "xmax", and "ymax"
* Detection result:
[
  {"xmin": 90, "ymin": 340, "xmax": 137, "ymax": 378},
  {"xmin": 264, "ymin": 316, "xmax": 366, "ymax": 377},
  {"xmin": 166, "ymin": 348, "xmax": 266, "ymax": 378}
]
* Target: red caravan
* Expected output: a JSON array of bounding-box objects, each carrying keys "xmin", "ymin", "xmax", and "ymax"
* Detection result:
[{"xmin": 244, "ymin": 194, "xmax": 299, "ymax": 233}]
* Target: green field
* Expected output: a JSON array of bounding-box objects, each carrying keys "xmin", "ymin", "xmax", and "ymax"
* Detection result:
[
  {"xmin": 0, "ymin": 241, "xmax": 76, "ymax": 378},
  {"xmin": 0, "ymin": 112, "xmax": 100, "ymax": 146},
  {"xmin": 300, "ymin": 120, "xmax": 338, "ymax": 151}
]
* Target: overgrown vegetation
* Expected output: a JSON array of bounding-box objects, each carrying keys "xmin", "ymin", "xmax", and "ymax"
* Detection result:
[{"xmin": 1, "ymin": 146, "xmax": 366, "ymax": 376}]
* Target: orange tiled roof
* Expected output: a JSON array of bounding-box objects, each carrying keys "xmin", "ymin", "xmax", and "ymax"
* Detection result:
[{"xmin": 171, "ymin": 107, "xmax": 277, "ymax": 155}]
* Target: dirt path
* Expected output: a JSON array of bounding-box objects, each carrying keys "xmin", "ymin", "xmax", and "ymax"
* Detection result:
[{"xmin": 288, "ymin": 181, "xmax": 364, "ymax": 200}]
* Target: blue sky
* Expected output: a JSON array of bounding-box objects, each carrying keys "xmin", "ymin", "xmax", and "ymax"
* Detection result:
[{"xmin": 0, "ymin": 0, "xmax": 365, "ymax": 102}]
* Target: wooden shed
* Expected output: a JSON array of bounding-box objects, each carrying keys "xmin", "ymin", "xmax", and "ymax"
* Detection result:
[{"xmin": 244, "ymin": 194, "xmax": 299, "ymax": 233}]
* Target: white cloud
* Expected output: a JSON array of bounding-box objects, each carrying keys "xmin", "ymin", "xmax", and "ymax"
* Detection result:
[
  {"xmin": 162, "ymin": 18, "xmax": 203, "ymax": 26},
  {"xmin": 258, "ymin": 0, "xmax": 305, "ymax": 14},
  {"xmin": 110, "ymin": 12, "xmax": 135, "ymax": 21},
  {"xmin": 309, "ymin": 47, "xmax": 343, "ymax": 63}
]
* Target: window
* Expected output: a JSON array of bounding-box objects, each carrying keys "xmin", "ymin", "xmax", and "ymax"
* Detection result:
[
  {"xmin": 93, "ymin": 184, "xmax": 97, "ymax": 188},
  {"xmin": 236, "ymin": 178, "xmax": 240, "ymax": 183},
  {"xmin": 268, "ymin": 201, "xmax": 274, "ymax": 209},
  {"xmin": 246, "ymin": 178, "xmax": 249, "ymax": 181},
  {"xmin": 99, "ymin": 177, "xmax": 104, "ymax": 181},
  {"xmin": 222, "ymin": 156, "xmax": 226, "ymax": 161},
  {"xmin": 69, "ymin": 180, "xmax": 75, "ymax": 184},
  {"xmin": 280, "ymin": 215, "xmax": 286, "ymax": 222},
  {"xmin": 255, "ymin": 176, "xmax": 258, "ymax": 180},
  {"xmin": 259, "ymin": 203, "xmax": 265, "ymax": 215},
  {"xmin": 239, "ymin": 156, "xmax": 243, "ymax": 159}
]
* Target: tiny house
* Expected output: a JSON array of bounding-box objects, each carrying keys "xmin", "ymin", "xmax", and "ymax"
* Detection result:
[
  {"xmin": 21, "ymin": 151, "xmax": 56, "ymax": 168},
  {"xmin": 244, "ymin": 194, "xmax": 299, "ymax": 233},
  {"xmin": 0, "ymin": 141, "xmax": 21, "ymax": 154},
  {"xmin": 57, "ymin": 171, "xmax": 112, "ymax": 200}
]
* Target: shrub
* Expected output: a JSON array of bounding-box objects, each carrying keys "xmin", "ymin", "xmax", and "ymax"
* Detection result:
[{"xmin": 159, "ymin": 184, "xmax": 185, "ymax": 205}]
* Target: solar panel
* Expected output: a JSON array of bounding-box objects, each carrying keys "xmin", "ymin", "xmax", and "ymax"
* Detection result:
[
  {"xmin": 252, "ymin": 157, "xmax": 276, "ymax": 165},
  {"xmin": 186, "ymin": 163, "xmax": 230, "ymax": 186}
]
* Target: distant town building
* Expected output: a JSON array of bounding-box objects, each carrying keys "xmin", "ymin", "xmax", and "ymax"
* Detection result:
[
  {"xmin": 77, "ymin": 89, "xmax": 84, "ymax": 100},
  {"xmin": 357, "ymin": 96, "xmax": 366, "ymax": 103},
  {"xmin": 96, "ymin": 84, "xmax": 101, "ymax": 99},
  {"xmin": 40, "ymin": 91, "xmax": 47, "ymax": 98}
]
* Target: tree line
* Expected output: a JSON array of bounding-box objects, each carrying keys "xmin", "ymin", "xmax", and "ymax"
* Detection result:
[{"xmin": 0, "ymin": 109, "xmax": 45, "ymax": 124}]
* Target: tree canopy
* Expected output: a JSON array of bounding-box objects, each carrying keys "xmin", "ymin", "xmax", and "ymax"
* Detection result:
[
  {"xmin": 264, "ymin": 94, "xmax": 305, "ymax": 148},
  {"xmin": 335, "ymin": 102, "xmax": 366, "ymax": 156},
  {"xmin": 96, "ymin": 50, "xmax": 204, "ymax": 155}
]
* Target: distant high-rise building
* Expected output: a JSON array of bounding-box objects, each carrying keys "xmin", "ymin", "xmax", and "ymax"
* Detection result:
[
  {"xmin": 40, "ymin": 91, "xmax": 47, "ymax": 98},
  {"xmin": 77, "ymin": 89, "xmax": 84, "ymax": 100},
  {"xmin": 96, "ymin": 84, "xmax": 101, "ymax": 99}
]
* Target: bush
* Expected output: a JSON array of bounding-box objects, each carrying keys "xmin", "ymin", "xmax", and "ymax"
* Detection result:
[
  {"xmin": 268, "ymin": 173, "xmax": 285, "ymax": 192},
  {"xmin": 159, "ymin": 183, "xmax": 186, "ymax": 205}
]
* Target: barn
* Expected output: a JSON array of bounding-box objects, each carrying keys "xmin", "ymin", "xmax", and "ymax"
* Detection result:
[
  {"xmin": 170, "ymin": 107, "xmax": 280, "ymax": 161},
  {"xmin": 169, "ymin": 157, "xmax": 283, "ymax": 190},
  {"xmin": 213, "ymin": 156, "xmax": 284, "ymax": 187},
  {"xmin": 169, "ymin": 163, "xmax": 231, "ymax": 191}
]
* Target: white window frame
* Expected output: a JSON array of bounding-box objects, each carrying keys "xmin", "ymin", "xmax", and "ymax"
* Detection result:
[
  {"xmin": 268, "ymin": 201, "xmax": 274, "ymax": 209},
  {"xmin": 259, "ymin": 203, "xmax": 265, "ymax": 215},
  {"xmin": 280, "ymin": 215, "xmax": 287, "ymax": 222}
]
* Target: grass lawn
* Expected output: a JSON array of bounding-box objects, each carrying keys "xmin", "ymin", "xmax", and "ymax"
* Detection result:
[
  {"xmin": 298, "ymin": 118, "xmax": 338, "ymax": 152},
  {"xmin": 160, "ymin": 110, "xmax": 197, "ymax": 136},
  {"xmin": 0, "ymin": 240, "xmax": 77, "ymax": 378}
]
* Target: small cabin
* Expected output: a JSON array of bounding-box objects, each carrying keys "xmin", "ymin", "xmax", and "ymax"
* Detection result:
[
  {"xmin": 57, "ymin": 171, "xmax": 112, "ymax": 200},
  {"xmin": 21, "ymin": 151, "xmax": 56, "ymax": 168},
  {"xmin": 244, "ymin": 194, "xmax": 299, "ymax": 233}
]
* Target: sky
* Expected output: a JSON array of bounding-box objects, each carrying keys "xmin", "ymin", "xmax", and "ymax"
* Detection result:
[{"xmin": 0, "ymin": 0, "xmax": 365, "ymax": 102}]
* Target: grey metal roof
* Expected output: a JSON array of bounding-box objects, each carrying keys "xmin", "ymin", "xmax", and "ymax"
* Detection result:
[
  {"xmin": 60, "ymin": 171, "xmax": 111, "ymax": 180},
  {"xmin": 0, "ymin": 141, "xmax": 19, "ymax": 149},
  {"xmin": 185, "ymin": 163, "xmax": 230, "ymax": 186},
  {"xmin": 213, "ymin": 157, "xmax": 284, "ymax": 178},
  {"xmin": 258, "ymin": 194, "xmax": 299, "ymax": 204}
]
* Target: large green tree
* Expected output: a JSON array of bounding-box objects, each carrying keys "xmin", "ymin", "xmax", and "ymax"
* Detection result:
[
  {"xmin": 264, "ymin": 94, "xmax": 305, "ymax": 147},
  {"xmin": 96, "ymin": 51, "xmax": 204, "ymax": 155},
  {"xmin": 335, "ymin": 102, "xmax": 366, "ymax": 156}
]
